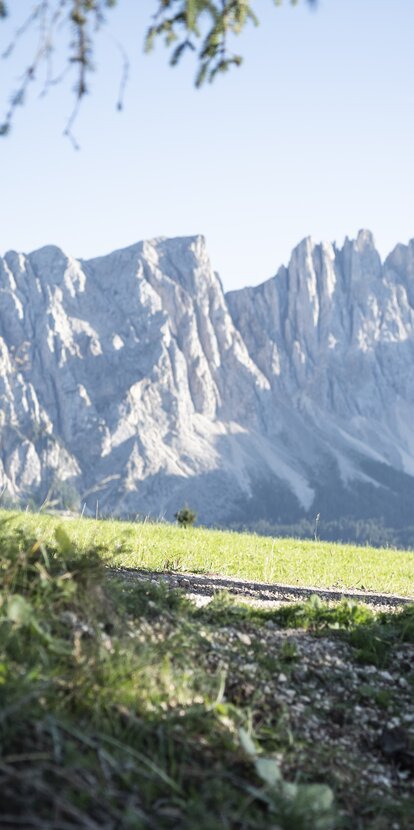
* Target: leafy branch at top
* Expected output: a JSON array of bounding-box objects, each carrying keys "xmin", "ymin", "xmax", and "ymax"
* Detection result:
[
  {"xmin": 145, "ymin": 0, "xmax": 261, "ymax": 88},
  {"xmin": 0, "ymin": 1, "xmax": 315, "ymax": 141},
  {"xmin": 0, "ymin": 1, "xmax": 118, "ymax": 143}
]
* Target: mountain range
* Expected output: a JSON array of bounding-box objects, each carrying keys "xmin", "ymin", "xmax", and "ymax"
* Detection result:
[{"xmin": 1, "ymin": 230, "xmax": 414, "ymax": 536}]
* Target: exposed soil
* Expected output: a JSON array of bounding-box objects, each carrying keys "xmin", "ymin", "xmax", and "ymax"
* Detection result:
[{"xmin": 107, "ymin": 567, "xmax": 413, "ymax": 612}]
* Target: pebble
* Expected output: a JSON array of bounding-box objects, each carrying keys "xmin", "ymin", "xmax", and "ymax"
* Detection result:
[{"xmin": 237, "ymin": 632, "xmax": 252, "ymax": 646}]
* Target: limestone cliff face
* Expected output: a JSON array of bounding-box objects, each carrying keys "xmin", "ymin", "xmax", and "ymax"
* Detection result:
[
  {"xmin": 1, "ymin": 231, "xmax": 414, "ymax": 526},
  {"xmin": 227, "ymin": 231, "xmax": 414, "ymax": 489}
]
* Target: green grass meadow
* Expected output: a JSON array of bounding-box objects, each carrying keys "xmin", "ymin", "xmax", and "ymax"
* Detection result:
[{"xmin": 1, "ymin": 509, "xmax": 413, "ymax": 595}]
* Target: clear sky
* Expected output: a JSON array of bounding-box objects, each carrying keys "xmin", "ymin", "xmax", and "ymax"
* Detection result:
[{"xmin": 1, "ymin": 0, "xmax": 414, "ymax": 291}]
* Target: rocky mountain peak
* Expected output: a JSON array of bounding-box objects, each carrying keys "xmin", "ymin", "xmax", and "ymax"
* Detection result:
[{"xmin": 1, "ymin": 231, "xmax": 414, "ymax": 536}]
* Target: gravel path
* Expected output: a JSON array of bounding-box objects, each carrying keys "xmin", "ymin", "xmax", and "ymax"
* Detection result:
[{"xmin": 107, "ymin": 567, "xmax": 413, "ymax": 611}]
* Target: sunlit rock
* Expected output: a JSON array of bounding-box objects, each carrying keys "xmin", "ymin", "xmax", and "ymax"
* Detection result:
[{"xmin": 0, "ymin": 231, "xmax": 413, "ymax": 528}]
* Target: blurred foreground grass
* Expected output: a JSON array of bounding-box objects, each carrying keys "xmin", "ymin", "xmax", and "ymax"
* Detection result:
[{"xmin": 0, "ymin": 516, "xmax": 413, "ymax": 828}]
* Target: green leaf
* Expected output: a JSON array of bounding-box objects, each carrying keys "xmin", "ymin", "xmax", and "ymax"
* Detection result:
[
  {"xmin": 255, "ymin": 757, "xmax": 282, "ymax": 786},
  {"xmin": 281, "ymin": 780, "xmax": 299, "ymax": 801},
  {"xmin": 55, "ymin": 525, "xmax": 73, "ymax": 556},
  {"xmin": 144, "ymin": 26, "xmax": 156, "ymax": 54},
  {"xmin": 6, "ymin": 595, "xmax": 33, "ymax": 625},
  {"xmin": 308, "ymin": 594, "xmax": 323, "ymax": 610},
  {"xmin": 239, "ymin": 727, "xmax": 257, "ymax": 757},
  {"xmin": 297, "ymin": 783, "xmax": 334, "ymax": 813},
  {"xmin": 186, "ymin": 0, "xmax": 197, "ymax": 30},
  {"xmin": 195, "ymin": 62, "xmax": 209, "ymax": 87}
]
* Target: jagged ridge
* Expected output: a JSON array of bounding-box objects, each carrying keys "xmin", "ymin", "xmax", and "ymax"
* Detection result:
[{"xmin": 1, "ymin": 231, "xmax": 414, "ymax": 528}]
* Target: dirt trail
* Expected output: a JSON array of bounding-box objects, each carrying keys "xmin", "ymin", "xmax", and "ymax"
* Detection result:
[{"xmin": 107, "ymin": 567, "xmax": 413, "ymax": 611}]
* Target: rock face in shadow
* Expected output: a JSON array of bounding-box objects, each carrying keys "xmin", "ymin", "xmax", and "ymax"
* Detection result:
[{"xmin": 1, "ymin": 231, "xmax": 414, "ymax": 526}]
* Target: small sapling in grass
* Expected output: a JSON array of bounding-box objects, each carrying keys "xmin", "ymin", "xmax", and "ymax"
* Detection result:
[{"xmin": 174, "ymin": 506, "xmax": 196, "ymax": 528}]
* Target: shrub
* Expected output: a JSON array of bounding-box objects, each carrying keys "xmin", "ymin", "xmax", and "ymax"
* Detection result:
[{"xmin": 174, "ymin": 506, "xmax": 196, "ymax": 528}]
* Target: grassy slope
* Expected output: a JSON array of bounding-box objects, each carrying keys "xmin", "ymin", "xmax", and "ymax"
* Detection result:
[
  {"xmin": 0, "ymin": 517, "xmax": 413, "ymax": 829},
  {"xmin": 1, "ymin": 510, "xmax": 413, "ymax": 595}
]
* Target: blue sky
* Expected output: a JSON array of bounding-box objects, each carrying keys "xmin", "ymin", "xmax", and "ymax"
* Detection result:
[{"xmin": 1, "ymin": 0, "xmax": 414, "ymax": 291}]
